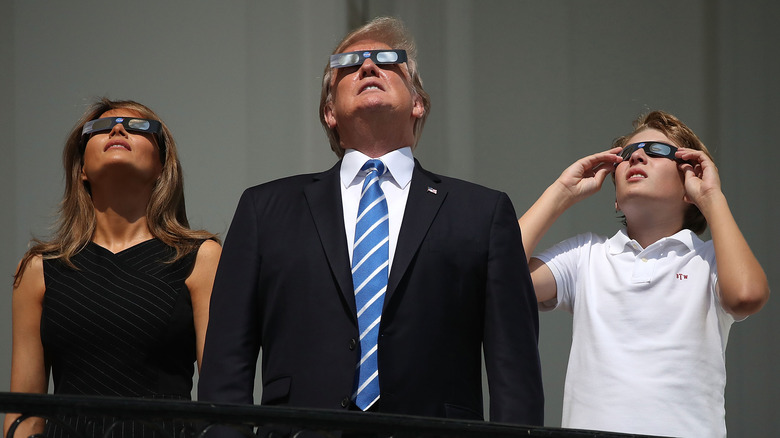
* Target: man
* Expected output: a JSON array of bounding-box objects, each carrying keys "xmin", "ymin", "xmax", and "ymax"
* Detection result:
[{"xmin": 199, "ymin": 16, "xmax": 543, "ymax": 426}]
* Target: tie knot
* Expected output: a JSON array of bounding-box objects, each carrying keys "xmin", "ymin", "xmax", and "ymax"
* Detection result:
[{"xmin": 362, "ymin": 159, "xmax": 386, "ymax": 177}]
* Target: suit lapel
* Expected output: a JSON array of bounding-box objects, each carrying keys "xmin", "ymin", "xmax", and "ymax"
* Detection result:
[
  {"xmin": 386, "ymin": 160, "xmax": 446, "ymax": 305},
  {"xmin": 303, "ymin": 161, "xmax": 357, "ymax": 320}
]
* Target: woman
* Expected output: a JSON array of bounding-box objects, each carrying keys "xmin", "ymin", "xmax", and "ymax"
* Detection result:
[{"xmin": 4, "ymin": 98, "xmax": 221, "ymax": 438}]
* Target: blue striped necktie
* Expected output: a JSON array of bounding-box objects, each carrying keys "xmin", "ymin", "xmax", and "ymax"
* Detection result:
[{"xmin": 352, "ymin": 159, "xmax": 389, "ymax": 410}]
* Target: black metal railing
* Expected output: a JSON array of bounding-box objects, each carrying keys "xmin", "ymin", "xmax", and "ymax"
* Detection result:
[{"xmin": 0, "ymin": 392, "xmax": 660, "ymax": 438}]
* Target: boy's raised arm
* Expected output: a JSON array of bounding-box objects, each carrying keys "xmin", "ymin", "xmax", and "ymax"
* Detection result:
[
  {"xmin": 677, "ymin": 148, "xmax": 770, "ymax": 318},
  {"xmin": 518, "ymin": 147, "xmax": 623, "ymax": 302}
]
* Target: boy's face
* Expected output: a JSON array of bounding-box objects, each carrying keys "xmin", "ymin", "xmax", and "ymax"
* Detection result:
[{"xmin": 614, "ymin": 128, "xmax": 687, "ymax": 221}]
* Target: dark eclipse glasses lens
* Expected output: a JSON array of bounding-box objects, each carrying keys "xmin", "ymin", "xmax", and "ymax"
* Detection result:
[
  {"xmin": 619, "ymin": 141, "xmax": 680, "ymax": 162},
  {"xmin": 329, "ymin": 49, "xmax": 407, "ymax": 69},
  {"xmin": 82, "ymin": 117, "xmax": 162, "ymax": 137},
  {"xmin": 80, "ymin": 117, "xmax": 165, "ymax": 162}
]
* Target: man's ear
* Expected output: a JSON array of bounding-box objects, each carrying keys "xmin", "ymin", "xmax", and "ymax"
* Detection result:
[
  {"xmin": 411, "ymin": 95, "xmax": 424, "ymax": 119},
  {"xmin": 324, "ymin": 103, "xmax": 337, "ymax": 129},
  {"xmin": 615, "ymin": 199, "xmax": 620, "ymax": 212}
]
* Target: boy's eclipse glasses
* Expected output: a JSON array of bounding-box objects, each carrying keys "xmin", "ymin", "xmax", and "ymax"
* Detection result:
[
  {"xmin": 330, "ymin": 49, "xmax": 407, "ymax": 69},
  {"xmin": 619, "ymin": 141, "xmax": 682, "ymax": 162},
  {"xmin": 81, "ymin": 116, "xmax": 165, "ymax": 161}
]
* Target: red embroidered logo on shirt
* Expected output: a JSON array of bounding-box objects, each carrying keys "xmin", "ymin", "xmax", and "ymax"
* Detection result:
[{"xmin": 676, "ymin": 273, "xmax": 688, "ymax": 280}]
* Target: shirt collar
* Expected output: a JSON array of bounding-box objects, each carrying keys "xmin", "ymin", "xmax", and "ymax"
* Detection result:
[
  {"xmin": 340, "ymin": 147, "xmax": 414, "ymax": 189},
  {"xmin": 607, "ymin": 228, "xmax": 699, "ymax": 255}
]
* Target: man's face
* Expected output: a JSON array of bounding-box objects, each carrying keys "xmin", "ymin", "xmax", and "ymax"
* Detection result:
[{"xmin": 324, "ymin": 39, "xmax": 423, "ymax": 130}]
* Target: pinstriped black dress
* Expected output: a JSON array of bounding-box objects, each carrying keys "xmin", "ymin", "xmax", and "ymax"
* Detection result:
[{"xmin": 41, "ymin": 239, "xmax": 201, "ymax": 438}]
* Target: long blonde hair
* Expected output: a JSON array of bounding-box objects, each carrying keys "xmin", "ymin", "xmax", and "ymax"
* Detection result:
[{"xmin": 14, "ymin": 98, "xmax": 218, "ymax": 285}]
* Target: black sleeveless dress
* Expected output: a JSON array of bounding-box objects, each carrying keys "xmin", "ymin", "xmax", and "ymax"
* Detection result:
[{"xmin": 40, "ymin": 239, "xmax": 202, "ymax": 438}]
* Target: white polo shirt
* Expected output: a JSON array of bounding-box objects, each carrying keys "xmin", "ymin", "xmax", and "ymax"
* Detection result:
[{"xmin": 536, "ymin": 229, "xmax": 736, "ymax": 438}]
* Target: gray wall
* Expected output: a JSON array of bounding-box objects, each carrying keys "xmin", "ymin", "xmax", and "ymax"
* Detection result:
[{"xmin": 1, "ymin": 1, "xmax": 777, "ymax": 435}]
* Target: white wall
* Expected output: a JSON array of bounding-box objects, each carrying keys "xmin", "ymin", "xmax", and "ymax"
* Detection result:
[{"xmin": 1, "ymin": 1, "xmax": 778, "ymax": 436}]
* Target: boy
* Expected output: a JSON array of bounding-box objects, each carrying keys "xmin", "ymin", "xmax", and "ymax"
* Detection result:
[{"xmin": 519, "ymin": 111, "xmax": 769, "ymax": 437}]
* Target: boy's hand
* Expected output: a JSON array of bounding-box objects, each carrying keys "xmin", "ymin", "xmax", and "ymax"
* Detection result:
[
  {"xmin": 676, "ymin": 148, "xmax": 723, "ymax": 208},
  {"xmin": 554, "ymin": 147, "xmax": 623, "ymax": 202}
]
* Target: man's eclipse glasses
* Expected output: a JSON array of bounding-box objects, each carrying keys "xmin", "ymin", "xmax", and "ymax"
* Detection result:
[{"xmin": 330, "ymin": 49, "xmax": 407, "ymax": 69}]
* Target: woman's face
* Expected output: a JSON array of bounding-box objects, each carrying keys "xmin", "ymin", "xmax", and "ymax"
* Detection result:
[{"xmin": 81, "ymin": 109, "xmax": 163, "ymax": 186}]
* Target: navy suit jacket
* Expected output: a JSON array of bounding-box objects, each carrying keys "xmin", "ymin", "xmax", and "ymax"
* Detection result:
[{"xmin": 198, "ymin": 159, "xmax": 543, "ymax": 425}]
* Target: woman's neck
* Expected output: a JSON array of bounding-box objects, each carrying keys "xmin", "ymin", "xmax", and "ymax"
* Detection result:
[{"xmin": 89, "ymin": 180, "xmax": 156, "ymax": 253}]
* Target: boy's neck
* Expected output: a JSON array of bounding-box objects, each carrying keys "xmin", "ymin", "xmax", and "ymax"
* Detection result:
[{"xmin": 625, "ymin": 216, "xmax": 685, "ymax": 249}]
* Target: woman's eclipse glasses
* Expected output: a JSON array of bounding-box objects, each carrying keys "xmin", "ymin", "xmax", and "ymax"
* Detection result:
[
  {"xmin": 81, "ymin": 116, "xmax": 165, "ymax": 162},
  {"xmin": 82, "ymin": 117, "xmax": 162, "ymax": 137}
]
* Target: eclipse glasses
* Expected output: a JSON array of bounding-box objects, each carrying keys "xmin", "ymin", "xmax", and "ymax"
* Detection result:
[
  {"xmin": 82, "ymin": 117, "xmax": 162, "ymax": 138},
  {"xmin": 619, "ymin": 141, "xmax": 681, "ymax": 162},
  {"xmin": 81, "ymin": 116, "xmax": 165, "ymax": 162},
  {"xmin": 330, "ymin": 49, "xmax": 407, "ymax": 69}
]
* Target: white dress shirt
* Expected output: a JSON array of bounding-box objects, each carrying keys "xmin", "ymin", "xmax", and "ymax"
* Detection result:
[{"xmin": 340, "ymin": 147, "xmax": 414, "ymax": 271}]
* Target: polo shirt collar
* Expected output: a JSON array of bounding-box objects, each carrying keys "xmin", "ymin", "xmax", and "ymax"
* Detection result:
[{"xmin": 607, "ymin": 228, "xmax": 700, "ymax": 255}]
